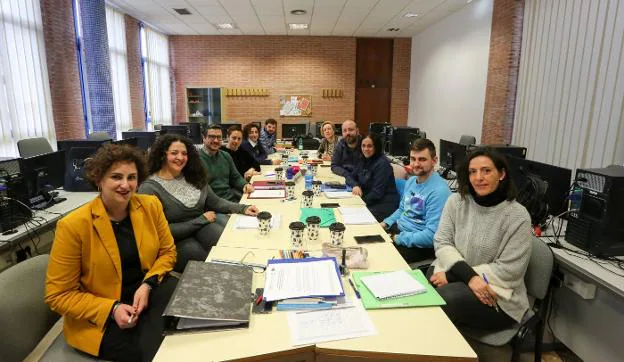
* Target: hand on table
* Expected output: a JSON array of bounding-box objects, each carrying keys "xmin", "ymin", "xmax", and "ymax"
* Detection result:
[
  {"xmin": 243, "ymin": 184, "xmax": 254, "ymax": 194},
  {"xmin": 244, "ymin": 205, "xmax": 259, "ymax": 216},
  {"xmin": 352, "ymin": 186, "xmax": 363, "ymax": 196}
]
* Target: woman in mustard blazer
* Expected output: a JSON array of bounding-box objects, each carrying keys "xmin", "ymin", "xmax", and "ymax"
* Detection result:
[{"xmin": 45, "ymin": 144, "xmax": 177, "ymax": 361}]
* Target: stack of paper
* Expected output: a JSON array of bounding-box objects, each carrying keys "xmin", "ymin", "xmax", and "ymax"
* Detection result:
[
  {"xmin": 339, "ymin": 207, "xmax": 377, "ymax": 225},
  {"xmin": 324, "ymin": 191, "xmax": 353, "ymax": 199},
  {"xmin": 263, "ymin": 257, "xmax": 344, "ymax": 302},
  {"xmin": 248, "ymin": 189, "xmax": 285, "ymax": 199},
  {"xmin": 234, "ymin": 215, "xmax": 281, "ymax": 229},
  {"xmin": 360, "ymin": 270, "xmax": 427, "ymax": 299}
]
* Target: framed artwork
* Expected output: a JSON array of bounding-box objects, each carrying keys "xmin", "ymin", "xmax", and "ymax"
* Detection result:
[{"xmin": 280, "ymin": 95, "xmax": 312, "ymax": 116}]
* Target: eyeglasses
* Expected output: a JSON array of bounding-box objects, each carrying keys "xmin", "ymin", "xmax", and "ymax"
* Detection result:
[
  {"xmin": 211, "ymin": 251, "xmax": 266, "ymax": 273},
  {"xmin": 206, "ymin": 134, "xmax": 222, "ymax": 140}
]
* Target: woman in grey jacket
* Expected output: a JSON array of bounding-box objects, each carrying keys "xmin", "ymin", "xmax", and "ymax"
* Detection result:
[
  {"xmin": 429, "ymin": 147, "xmax": 532, "ymax": 330},
  {"xmin": 139, "ymin": 134, "xmax": 258, "ymax": 272}
]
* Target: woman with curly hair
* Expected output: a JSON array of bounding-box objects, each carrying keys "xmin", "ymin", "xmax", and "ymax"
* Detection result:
[
  {"xmin": 240, "ymin": 123, "xmax": 281, "ymax": 165},
  {"xmin": 45, "ymin": 143, "xmax": 177, "ymax": 361},
  {"xmin": 139, "ymin": 134, "xmax": 258, "ymax": 272}
]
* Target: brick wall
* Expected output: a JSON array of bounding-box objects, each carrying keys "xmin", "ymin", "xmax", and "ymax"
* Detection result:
[
  {"xmin": 481, "ymin": 0, "xmax": 525, "ymax": 144},
  {"xmin": 41, "ymin": 0, "xmax": 85, "ymax": 140},
  {"xmin": 125, "ymin": 15, "xmax": 146, "ymax": 129},
  {"xmin": 170, "ymin": 36, "xmax": 411, "ymax": 136},
  {"xmin": 391, "ymin": 38, "xmax": 411, "ymax": 126}
]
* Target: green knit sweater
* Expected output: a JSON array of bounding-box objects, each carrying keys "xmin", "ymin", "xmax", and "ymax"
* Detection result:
[{"xmin": 199, "ymin": 148, "xmax": 247, "ymax": 202}]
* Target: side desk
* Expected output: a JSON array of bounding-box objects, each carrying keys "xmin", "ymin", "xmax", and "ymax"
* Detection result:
[
  {"xmin": 547, "ymin": 240, "xmax": 624, "ymax": 362},
  {"xmin": 0, "ymin": 190, "xmax": 97, "ymax": 250}
]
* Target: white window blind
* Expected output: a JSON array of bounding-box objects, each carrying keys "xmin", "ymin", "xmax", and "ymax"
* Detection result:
[
  {"xmin": 513, "ymin": 0, "xmax": 624, "ymax": 170},
  {"xmin": 143, "ymin": 27, "xmax": 172, "ymax": 126},
  {"xmin": 0, "ymin": 0, "xmax": 56, "ymax": 157},
  {"xmin": 105, "ymin": 6, "xmax": 132, "ymax": 139}
]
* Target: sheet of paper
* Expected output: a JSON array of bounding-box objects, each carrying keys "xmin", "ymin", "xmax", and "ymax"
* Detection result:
[
  {"xmin": 263, "ymin": 259, "xmax": 343, "ymax": 302},
  {"xmin": 324, "ymin": 191, "xmax": 353, "ymax": 199},
  {"xmin": 249, "ymin": 189, "xmax": 285, "ymax": 198},
  {"xmin": 234, "ymin": 214, "xmax": 281, "ymax": 229},
  {"xmin": 287, "ymin": 303, "xmax": 377, "ymax": 346},
  {"xmin": 339, "ymin": 207, "xmax": 377, "ymax": 225}
]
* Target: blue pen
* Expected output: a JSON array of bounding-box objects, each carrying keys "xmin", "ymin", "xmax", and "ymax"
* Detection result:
[
  {"xmin": 481, "ymin": 273, "xmax": 499, "ymax": 312},
  {"xmin": 348, "ymin": 278, "xmax": 361, "ymax": 299}
]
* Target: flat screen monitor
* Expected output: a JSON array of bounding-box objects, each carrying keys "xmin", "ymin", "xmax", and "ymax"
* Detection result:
[
  {"xmin": 122, "ymin": 131, "xmax": 157, "ymax": 151},
  {"xmin": 112, "ymin": 137, "xmax": 138, "ymax": 148},
  {"xmin": 281, "ymin": 123, "xmax": 308, "ymax": 140},
  {"xmin": 506, "ymin": 156, "xmax": 572, "ymax": 217},
  {"xmin": 439, "ymin": 139, "xmax": 468, "ymax": 174},
  {"xmin": 160, "ymin": 125, "xmax": 189, "ymax": 138},
  {"xmin": 179, "ymin": 122, "xmax": 203, "ymax": 144},
  {"xmin": 389, "ymin": 127, "xmax": 421, "ymax": 156},
  {"xmin": 487, "ymin": 144, "xmax": 527, "ymax": 159},
  {"xmin": 18, "ymin": 150, "xmax": 66, "ymax": 199},
  {"xmin": 57, "ymin": 139, "xmax": 111, "ymax": 154},
  {"xmin": 369, "ymin": 122, "xmax": 392, "ymax": 134}
]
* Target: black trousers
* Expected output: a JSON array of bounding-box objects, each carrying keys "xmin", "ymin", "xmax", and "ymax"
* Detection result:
[
  {"xmin": 388, "ymin": 224, "xmax": 435, "ymax": 264},
  {"xmin": 426, "ymin": 268, "xmax": 516, "ymax": 330},
  {"xmin": 97, "ymin": 275, "xmax": 178, "ymax": 362}
]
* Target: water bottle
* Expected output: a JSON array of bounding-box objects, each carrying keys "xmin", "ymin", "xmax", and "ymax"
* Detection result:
[
  {"xmin": 297, "ymin": 137, "xmax": 303, "ymax": 151},
  {"xmin": 304, "ymin": 172, "xmax": 313, "ymax": 190}
]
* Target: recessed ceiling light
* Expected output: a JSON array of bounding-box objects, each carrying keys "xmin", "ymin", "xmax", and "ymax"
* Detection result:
[
  {"xmin": 290, "ymin": 9, "xmax": 307, "ymax": 15},
  {"xmin": 403, "ymin": 12, "xmax": 419, "ymax": 18},
  {"xmin": 288, "ymin": 23, "xmax": 309, "ymax": 30},
  {"xmin": 216, "ymin": 23, "xmax": 235, "ymax": 29}
]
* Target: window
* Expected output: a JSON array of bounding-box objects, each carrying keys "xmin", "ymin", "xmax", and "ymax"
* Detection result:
[
  {"xmin": 0, "ymin": 0, "xmax": 56, "ymax": 157},
  {"xmin": 141, "ymin": 26, "xmax": 172, "ymax": 127},
  {"xmin": 105, "ymin": 6, "xmax": 132, "ymax": 139}
]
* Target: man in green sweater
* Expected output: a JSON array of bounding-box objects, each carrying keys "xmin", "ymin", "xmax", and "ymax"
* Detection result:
[{"xmin": 200, "ymin": 125, "xmax": 254, "ymax": 202}]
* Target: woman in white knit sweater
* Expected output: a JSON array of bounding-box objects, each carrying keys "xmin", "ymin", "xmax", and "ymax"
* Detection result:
[{"xmin": 430, "ymin": 147, "xmax": 532, "ymax": 329}]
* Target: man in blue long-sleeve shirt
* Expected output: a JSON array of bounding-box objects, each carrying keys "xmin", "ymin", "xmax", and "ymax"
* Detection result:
[
  {"xmin": 331, "ymin": 120, "xmax": 362, "ymax": 178},
  {"xmin": 381, "ymin": 138, "xmax": 451, "ymax": 263}
]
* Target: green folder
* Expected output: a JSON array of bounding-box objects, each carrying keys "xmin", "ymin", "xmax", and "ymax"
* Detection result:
[
  {"xmin": 299, "ymin": 208, "xmax": 336, "ymax": 228},
  {"xmin": 352, "ymin": 269, "xmax": 446, "ymax": 310}
]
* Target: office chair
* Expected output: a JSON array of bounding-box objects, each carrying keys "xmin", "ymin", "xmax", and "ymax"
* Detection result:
[
  {"xmin": 17, "ymin": 137, "xmax": 54, "ymax": 158},
  {"xmin": 87, "ymin": 132, "xmax": 111, "ymax": 141},
  {"xmin": 459, "ymin": 135, "xmax": 476, "ymax": 146},
  {"xmin": 460, "ymin": 237, "xmax": 554, "ymax": 362}
]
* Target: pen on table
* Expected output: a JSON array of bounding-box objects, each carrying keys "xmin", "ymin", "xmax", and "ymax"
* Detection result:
[
  {"xmin": 348, "ymin": 278, "xmax": 361, "ymax": 299},
  {"xmin": 481, "ymin": 273, "xmax": 499, "ymax": 312}
]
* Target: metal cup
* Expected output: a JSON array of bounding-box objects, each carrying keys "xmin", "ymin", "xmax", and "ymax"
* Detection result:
[
  {"xmin": 300, "ymin": 190, "xmax": 314, "ymax": 208},
  {"xmin": 306, "ymin": 216, "xmax": 321, "ymax": 242},
  {"xmin": 256, "ymin": 211, "xmax": 272, "ymax": 236},
  {"xmin": 289, "ymin": 221, "xmax": 306, "ymax": 250},
  {"xmin": 285, "ymin": 181, "xmax": 296, "ymax": 200},
  {"xmin": 312, "ymin": 180, "xmax": 322, "ymax": 196},
  {"xmin": 329, "ymin": 222, "xmax": 346, "ymax": 246}
]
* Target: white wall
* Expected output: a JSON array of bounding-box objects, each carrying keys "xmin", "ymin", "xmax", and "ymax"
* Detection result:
[{"xmin": 407, "ymin": 0, "xmax": 493, "ymax": 151}]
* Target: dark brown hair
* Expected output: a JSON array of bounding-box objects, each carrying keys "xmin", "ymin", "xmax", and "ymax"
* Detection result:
[
  {"xmin": 457, "ymin": 147, "xmax": 517, "ymax": 201},
  {"xmin": 146, "ymin": 134, "xmax": 207, "ymax": 189},
  {"xmin": 362, "ymin": 133, "xmax": 383, "ymax": 158},
  {"xmin": 227, "ymin": 125, "xmax": 243, "ymax": 136},
  {"xmin": 411, "ymin": 138, "xmax": 437, "ymax": 158},
  {"xmin": 243, "ymin": 123, "xmax": 260, "ymax": 139},
  {"xmin": 265, "ymin": 118, "xmax": 277, "ymax": 126},
  {"xmin": 85, "ymin": 144, "xmax": 147, "ymax": 187}
]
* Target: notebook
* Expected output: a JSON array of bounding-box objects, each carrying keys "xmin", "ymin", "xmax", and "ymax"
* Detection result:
[
  {"xmin": 163, "ymin": 261, "xmax": 253, "ymax": 332},
  {"xmin": 360, "ymin": 270, "xmax": 427, "ymax": 300},
  {"xmin": 248, "ymin": 189, "xmax": 286, "ymax": 199},
  {"xmin": 234, "ymin": 214, "xmax": 282, "ymax": 229},
  {"xmin": 339, "ymin": 207, "xmax": 377, "ymax": 225}
]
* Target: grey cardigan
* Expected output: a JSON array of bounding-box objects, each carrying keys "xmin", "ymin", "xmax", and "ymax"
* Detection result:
[
  {"xmin": 433, "ymin": 193, "xmax": 532, "ymax": 322},
  {"xmin": 138, "ymin": 178, "xmax": 247, "ymax": 240}
]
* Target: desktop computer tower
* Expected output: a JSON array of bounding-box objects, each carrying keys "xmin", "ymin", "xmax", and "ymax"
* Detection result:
[{"xmin": 565, "ymin": 165, "xmax": 624, "ymax": 257}]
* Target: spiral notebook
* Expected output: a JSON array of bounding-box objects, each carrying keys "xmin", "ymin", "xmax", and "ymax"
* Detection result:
[{"xmin": 359, "ymin": 270, "xmax": 427, "ymax": 300}]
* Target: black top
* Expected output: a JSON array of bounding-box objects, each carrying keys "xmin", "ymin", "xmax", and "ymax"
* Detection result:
[
  {"xmin": 111, "ymin": 217, "xmax": 152, "ymax": 303},
  {"xmin": 220, "ymin": 145, "xmax": 261, "ymax": 178}
]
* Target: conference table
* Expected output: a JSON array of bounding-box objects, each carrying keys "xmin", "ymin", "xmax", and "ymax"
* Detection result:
[{"xmin": 154, "ymin": 150, "xmax": 477, "ymax": 361}]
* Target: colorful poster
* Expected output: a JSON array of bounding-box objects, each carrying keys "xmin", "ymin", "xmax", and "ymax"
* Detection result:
[{"xmin": 280, "ymin": 95, "xmax": 312, "ymax": 116}]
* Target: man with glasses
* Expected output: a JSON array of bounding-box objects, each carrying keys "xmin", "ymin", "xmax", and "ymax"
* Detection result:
[{"xmin": 199, "ymin": 125, "xmax": 254, "ymax": 202}]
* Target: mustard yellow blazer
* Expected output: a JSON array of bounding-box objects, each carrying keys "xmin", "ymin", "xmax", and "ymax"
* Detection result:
[{"xmin": 45, "ymin": 194, "xmax": 176, "ymax": 357}]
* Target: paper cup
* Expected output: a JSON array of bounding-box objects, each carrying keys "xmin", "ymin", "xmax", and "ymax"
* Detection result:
[
  {"xmin": 306, "ymin": 216, "xmax": 321, "ymax": 242},
  {"xmin": 289, "ymin": 221, "xmax": 306, "ymax": 250},
  {"xmin": 285, "ymin": 181, "xmax": 296, "ymax": 200},
  {"xmin": 300, "ymin": 190, "xmax": 314, "ymax": 208},
  {"xmin": 257, "ymin": 211, "xmax": 272, "ymax": 236},
  {"xmin": 329, "ymin": 222, "xmax": 346, "ymax": 246}
]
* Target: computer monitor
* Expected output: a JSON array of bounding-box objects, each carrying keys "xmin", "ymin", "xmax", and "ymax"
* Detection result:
[
  {"xmin": 281, "ymin": 123, "xmax": 308, "ymax": 140},
  {"xmin": 122, "ymin": 131, "xmax": 157, "ymax": 151},
  {"xmin": 112, "ymin": 137, "xmax": 138, "ymax": 148},
  {"xmin": 57, "ymin": 139, "xmax": 111, "ymax": 154},
  {"xmin": 439, "ymin": 139, "xmax": 468, "ymax": 174},
  {"xmin": 160, "ymin": 125, "xmax": 189, "ymax": 138},
  {"xmin": 369, "ymin": 122, "xmax": 392, "ymax": 134},
  {"xmin": 18, "ymin": 150, "xmax": 66, "ymax": 201},
  {"xmin": 487, "ymin": 144, "xmax": 527, "ymax": 159},
  {"xmin": 389, "ymin": 127, "xmax": 421, "ymax": 156},
  {"xmin": 506, "ymin": 156, "xmax": 572, "ymax": 217},
  {"xmin": 179, "ymin": 122, "xmax": 203, "ymax": 144}
]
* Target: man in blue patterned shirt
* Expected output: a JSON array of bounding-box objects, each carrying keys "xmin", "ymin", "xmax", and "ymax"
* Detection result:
[{"xmin": 259, "ymin": 118, "xmax": 277, "ymax": 155}]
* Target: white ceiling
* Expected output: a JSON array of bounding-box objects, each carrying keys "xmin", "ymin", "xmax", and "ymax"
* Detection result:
[{"xmin": 106, "ymin": 0, "xmax": 473, "ymax": 37}]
